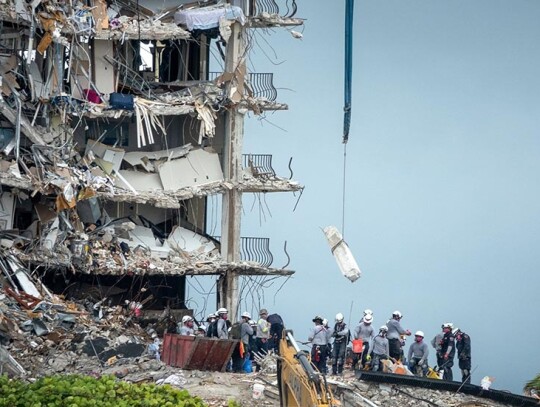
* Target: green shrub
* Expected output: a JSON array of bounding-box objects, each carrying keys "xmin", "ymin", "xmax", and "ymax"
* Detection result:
[
  {"xmin": 524, "ymin": 373, "xmax": 540, "ymax": 395},
  {"xmin": 0, "ymin": 374, "xmax": 207, "ymax": 407}
]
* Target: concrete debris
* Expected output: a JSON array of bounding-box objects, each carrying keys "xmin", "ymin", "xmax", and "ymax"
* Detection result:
[
  {"xmin": 324, "ymin": 226, "xmax": 362, "ymax": 283},
  {"xmin": 249, "ymin": 13, "xmax": 305, "ymax": 28}
]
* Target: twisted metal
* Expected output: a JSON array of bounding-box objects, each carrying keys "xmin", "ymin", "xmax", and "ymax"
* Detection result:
[
  {"xmin": 212, "ymin": 236, "xmax": 274, "ymax": 267},
  {"xmin": 242, "ymin": 154, "xmax": 276, "ymax": 179},
  {"xmin": 208, "ymin": 72, "xmax": 277, "ymax": 102},
  {"xmin": 250, "ymin": 0, "xmax": 297, "ymax": 18}
]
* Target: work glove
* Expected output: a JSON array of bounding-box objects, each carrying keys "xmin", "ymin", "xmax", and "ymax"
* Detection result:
[
  {"xmin": 366, "ymin": 355, "xmax": 371, "ymax": 361},
  {"xmin": 444, "ymin": 354, "xmax": 449, "ymax": 360}
]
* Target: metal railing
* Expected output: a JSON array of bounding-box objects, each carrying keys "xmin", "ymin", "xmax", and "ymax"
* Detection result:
[
  {"xmin": 242, "ymin": 154, "xmax": 276, "ymax": 179},
  {"xmin": 249, "ymin": 0, "xmax": 298, "ymax": 18},
  {"xmin": 208, "ymin": 72, "xmax": 277, "ymax": 102},
  {"xmin": 213, "ymin": 236, "xmax": 274, "ymax": 267}
]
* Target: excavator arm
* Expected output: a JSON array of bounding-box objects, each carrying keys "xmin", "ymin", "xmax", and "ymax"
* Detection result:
[{"xmin": 278, "ymin": 330, "xmax": 339, "ymax": 406}]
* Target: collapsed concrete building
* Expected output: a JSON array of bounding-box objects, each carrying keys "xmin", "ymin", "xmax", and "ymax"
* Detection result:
[{"xmin": 0, "ymin": 0, "xmax": 303, "ymax": 322}]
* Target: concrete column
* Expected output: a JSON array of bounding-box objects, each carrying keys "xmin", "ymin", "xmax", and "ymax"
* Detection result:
[{"xmin": 218, "ymin": 22, "xmax": 246, "ymax": 321}]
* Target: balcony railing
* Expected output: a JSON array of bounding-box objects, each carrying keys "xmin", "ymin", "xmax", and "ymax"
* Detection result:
[
  {"xmin": 213, "ymin": 236, "xmax": 274, "ymax": 267},
  {"xmin": 249, "ymin": 0, "xmax": 298, "ymax": 18},
  {"xmin": 243, "ymin": 154, "xmax": 276, "ymax": 179},
  {"xmin": 208, "ymin": 72, "xmax": 277, "ymax": 102}
]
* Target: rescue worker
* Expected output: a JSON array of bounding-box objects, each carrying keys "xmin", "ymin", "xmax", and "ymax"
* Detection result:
[
  {"xmin": 196, "ymin": 325, "xmax": 207, "ymax": 336},
  {"xmin": 408, "ymin": 331, "xmax": 429, "ymax": 376},
  {"xmin": 308, "ymin": 315, "xmax": 329, "ymax": 374},
  {"xmin": 206, "ymin": 313, "xmax": 217, "ymax": 327},
  {"xmin": 371, "ymin": 325, "xmax": 390, "ymax": 372},
  {"xmin": 177, "ymin": 315, "xmax": 195, "ymax": 335},
  {"xmin": 433, "ymin": 323, "xmax": 451, "ymax": 370},
  {"xmin": 205, "ymin": 313, "xmax": 217, "ymax": 337},
  {"xmin": 431, "ymin": 323, "xmax": 447, "ymax": 355},
  {"xmin": 438, "ymin": 323, "xmax": 456, "ymax": 381},
  {"xmin": 267, "ymin": 313, "xmax": 284, "ymax": 353},
  {"xmin": 454, "ymin": 328, "xmax": 472, "ymax": 384},
  {"xmin": 352, "ymin": 313, "xmax": 374, "ymax": 370},
  {"xmin": 249, "ymin": 319, "xmax": 258, "ymax": 363},
  {"xmin": 216, "ymin": 308, "xmax": 229, "ymax": 339},
  {"xmin": 323, "ymin": 318, "xmax": 333, "ymax": 360},
  {"xmin": 256, "ymin": 309, "xmax": 271, "ymax": 356},
  {"xmin": 232, "ymin": 312, "xmax": 254, "ymax": 373},
  {"xmin": 331, "ymin": 313, "xmax": 350, "ymax": 376},
  {"xmin": 386, "ymin": 311, "xmax": 411, "ymax": 361}
]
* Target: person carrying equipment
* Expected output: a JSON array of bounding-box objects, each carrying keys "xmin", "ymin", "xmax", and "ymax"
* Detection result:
[
  {"xmin": 308, "ymin": 315, "xmax": 330, "ymax": 374},
  {"xmin": 438, "ymin": 323, "xmax": 456, "ymax": 381},
  {"xmin": 352, "ymin": 314, "xmax": 374, "ymax": 370},
  {"xmin": 331, "ymin": 313, "xmax": 350, "ymax": 376}
]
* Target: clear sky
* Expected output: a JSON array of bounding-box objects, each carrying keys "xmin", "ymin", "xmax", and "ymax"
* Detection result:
[{"xmin": 235, "ymin": 0, "xmax": 540, "ymax": 393}]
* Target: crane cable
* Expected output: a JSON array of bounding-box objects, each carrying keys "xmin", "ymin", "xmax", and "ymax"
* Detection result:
[{"xmin": 342, "ymin": 0, "xmax": 354, "ymax": 237}]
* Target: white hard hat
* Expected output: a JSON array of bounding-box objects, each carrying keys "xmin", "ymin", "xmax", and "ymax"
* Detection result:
[
  {"xmin": 415, "ymin": 331, "xmax": 424, "ymax": 337},
  {"xmin": 249, "ymin": 319, "xmax": 257, "ymax": 326},
  {"xmin": 364, "ymin": 309, "xmax": 373, "ymax": 316},
  {"xmin": 335, "ymin": 313, "xmax": 344, "ymax": 322},
  {"xmin": 207, "ymin": 313, "xmax": 217, "ymax": 320},
  {"xmin": 182, "ymin": 315, "xmax": 193, "ymax": 323},
  {"xmin": 322, "ymin": 318, "xmax": 328, "ymax": 326},
  {"xmin": 443, "ymin": 322, "xmax": 453, "ymax": 329},
  {"xmin": 241, "ymin": 311, "xmax": 251, "ymax": 319},
  {"xmin": 198, "ymin": 325, "xmax": 207, "ymax": 331},
  {"xmin": 379, "ymin": 325, "xmax": 388, "ymax": 332},
  {"xmin": 452, "ymin": 327, "xmax": 461, "ymax": 336},
  {"xmin": 217, "ymin": 308, "xmax": 228, "ymax": 315},
  {"xmin": 392, "ymin": 310, "xmax": 402, "ymax": 318},
  {"xmin": 363, "ymin": 315, "xmax": 373, "ymax": 324}
]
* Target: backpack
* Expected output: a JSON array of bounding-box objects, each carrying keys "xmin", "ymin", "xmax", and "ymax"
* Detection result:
[
  {"xmin": 206, "ymin": 320, "xmax": 218, "ymax": 338},
  {"xmin": 230, "ymin": 322, "xmax": 242, "ymax": 340}
]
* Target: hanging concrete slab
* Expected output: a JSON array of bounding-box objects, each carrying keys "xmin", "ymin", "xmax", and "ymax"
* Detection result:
[
  {"xmin": 123, "ymin": 144, "xmax": 192, "ymax": 172},
  {"xmin": 85, "ymin": 140, "xmax": 125, "ymax": 174},
  {"xmin": 323, "ymin": 226, "xmax": 361, "ymax": 283},
  {"xmin": 167, "ymin": 226, "xmax": 218, "ymax": 256},
  {"xmin": 115, "ymin": 170, "xmax": 164, "ymax": 191},
  {"xmin": 6, "ymin": 257, "xmax": 41, "ymax": 298},
  {"xmin": 158, "ymin": 148, "xmax": 223, "ymax": 190},
  {"xmin": 93, "ymin": 40, "xmax": 115, "ymax": 94},
  {"xmin": 117, "ymin": 225, "xmax": 170, "ymax": 258}
]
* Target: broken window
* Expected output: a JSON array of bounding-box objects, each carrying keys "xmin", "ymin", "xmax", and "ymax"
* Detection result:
[
  {"xmin": 85, "ymin": 119, "xmax": 130, "ymax": 147},
  {"xmin": 158, "ymin": 39, "xmax": 205, "ymax": 82}
]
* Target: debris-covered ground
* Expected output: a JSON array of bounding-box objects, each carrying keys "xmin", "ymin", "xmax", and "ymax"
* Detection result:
[{"xmin": 1, "ymin": 276, "xmax": 533, "ymax": 407}]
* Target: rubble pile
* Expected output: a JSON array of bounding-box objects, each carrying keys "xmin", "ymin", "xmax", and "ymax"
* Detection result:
[
  {"xmin": 339, "ymin": 380, "xmax": 515, "ymax": 407},
  {"xmin": 0, "ymin": 272, "xmax": 161, "ymax": 377}
]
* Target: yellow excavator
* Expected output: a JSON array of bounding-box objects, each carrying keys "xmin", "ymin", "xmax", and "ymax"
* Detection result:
[{"xmin": 278, "ymin": 330, "xmax": 340, "ymax": 406}]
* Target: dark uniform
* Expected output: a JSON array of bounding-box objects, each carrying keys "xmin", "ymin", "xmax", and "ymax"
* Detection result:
[
  {"xmin": 456, "ymin": 332, "xmax": 472, "ymax": 384},
  {"xmin": 331, "ymin": 322, "xmax": 350, "ymax": 375},
  {"xmin": 438, "ymin": 330, "xmax": 456, "ymax": 381}
]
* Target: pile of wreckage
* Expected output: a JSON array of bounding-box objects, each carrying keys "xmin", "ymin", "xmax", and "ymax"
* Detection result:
[
  {"xmin": 0, "ymin": 262, "xmax": 168, "ymax": 378},
  {"xmin": 0, "ymin": 262, "xmax": 280, "ymax": 406}
]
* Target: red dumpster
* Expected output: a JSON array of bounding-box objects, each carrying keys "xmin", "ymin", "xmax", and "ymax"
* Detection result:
[{"xmin": 162, "ymin": 334, "xmax": 239, "ymax": 372}]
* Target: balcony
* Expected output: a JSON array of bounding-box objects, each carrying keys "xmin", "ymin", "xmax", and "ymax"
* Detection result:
[
  {"xmin": 209, "ymin": 72, "xmax": 277, "ymax": 102},
  {"xmin": 248, "ymin": 0, "xmax": 298, "ymax": 18},
  {"xmin": 213, "ymin": 236, "xmax": 274, "ymax": 268},
  {"xmin": 243, "ymin": 154, "xmax": 276, "ymax": 180}
]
